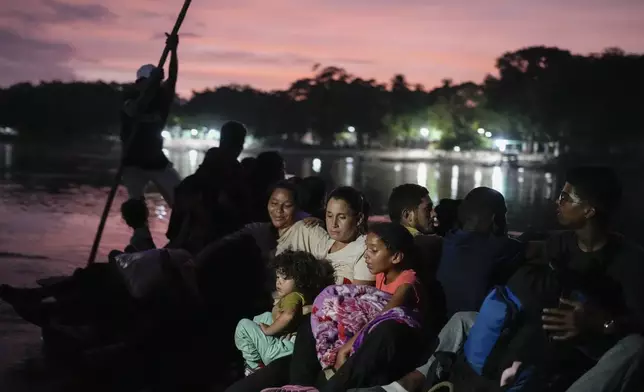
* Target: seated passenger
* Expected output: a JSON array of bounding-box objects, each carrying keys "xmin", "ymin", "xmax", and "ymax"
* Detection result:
[
  {"xmin": 121, "ymin": 198, "xmax": 156, "ymax": 253},
  {"xmin": 277, "ymin": 186, "xmax": 375, "ymax": 286},
  {"xmin": 436, "ymin": 187, "xmax": 525, "ymax": 319},
  {"xmin": 433, "ymin": 198, "xmax": 462, "ymax": 237},
  {"xmin": 387, "ymin": 184, "xmax": 442, "ymax": 276},
  {"xmin": 235, "ymin": 251, "xmax": 335, "ymax": 376}
]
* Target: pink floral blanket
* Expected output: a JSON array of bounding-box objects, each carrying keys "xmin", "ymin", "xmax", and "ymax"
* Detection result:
[{"xmin": 310, "ymin": 284, "xmax": 420, "ymax": 369}]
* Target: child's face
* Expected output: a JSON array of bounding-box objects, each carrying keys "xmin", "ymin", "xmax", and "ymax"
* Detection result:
[
  {"xmin": 276, "ymin": 273, "xmax": 296, "ymax": 298},
  {"xmin": 364, "ymin": 232, "xmax": 400, "ymax": 275}
]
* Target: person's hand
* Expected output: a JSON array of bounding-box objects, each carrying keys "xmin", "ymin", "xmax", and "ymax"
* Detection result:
[
  {"xmin": 500, "ymin": 361, "xmax": 522, "ymax": 387},
  {"xmin": 334, "ymin": 343, "xmax": 351, "ymax": 370},
  {"xmin": 542, "ymin": 298, "xmax": 607, "ymax": 340},
  {"xmin": 282, "ymin": 333, "xmax": 295, "ymax": 341},
  {"xmin": 259, "ymin": 323, "xmax": 271, "ymax": 334},
  {"xmin": 303, "ymin": 217, "xmax": 323, "ymax": 228},
  {"xmin": 165, "ymin": 33, "xmax": 179, "ymax": 50}
]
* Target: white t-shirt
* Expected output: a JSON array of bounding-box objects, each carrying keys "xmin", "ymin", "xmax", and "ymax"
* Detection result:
[{"xmin": 276, "ymin": 221, "xmax": 374, "ymax": 284}]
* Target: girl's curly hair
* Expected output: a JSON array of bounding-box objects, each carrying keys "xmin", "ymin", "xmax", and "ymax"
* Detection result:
[{"xmin": 269, "ymin": 251, "xmax": 336, "ymax": 301}]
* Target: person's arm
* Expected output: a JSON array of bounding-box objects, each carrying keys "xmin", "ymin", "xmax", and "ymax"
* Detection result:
[
  {"xmin": 383, "ymin": 283, "xmax": 416, "ymax": 312},
  {"xmin": 164, "ymin": 33, "xmax": 179, "ymax": 95},
  {"xmin": 261, "ymin": 293, "xmax": 304, "ymax": 336},
  {"xmin": 261, "ymin": 308, "xmax": 297, "ymax": 336},
  {"xmin": 280, "ymin": 221, "xmax": 329, "ymax": 258},
  {"xmin": 352, "ymin": 279, "xmax": 375, "ymax": 286}
]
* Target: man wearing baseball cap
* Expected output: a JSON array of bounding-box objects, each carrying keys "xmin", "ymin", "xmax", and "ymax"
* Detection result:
[{"xmin": 120, "ymin": 33, "xmax": 181, "ymax": 206}]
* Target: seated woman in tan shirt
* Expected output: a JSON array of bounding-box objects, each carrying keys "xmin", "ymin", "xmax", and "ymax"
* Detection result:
[{"xmin": 276, "ymin": 186, "xmax": 375, "ymax": 286}]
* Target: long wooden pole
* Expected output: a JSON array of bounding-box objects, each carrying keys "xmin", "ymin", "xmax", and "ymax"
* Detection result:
[{"xmin": 87, "ymin": 0, "xmax": 193, "ymax": 265}]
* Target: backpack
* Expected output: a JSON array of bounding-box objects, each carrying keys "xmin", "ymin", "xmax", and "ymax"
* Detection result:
[
  {"xmin": 423, "ymin": 285, "xmax": 533, "ymax": 392},
  {"xmin": 426, "ymin": 261, "xmax": 593, "ymax": 392},
  {"xmin": 463, "ymin": 286, "xmax": 527, "ymax": 384}
]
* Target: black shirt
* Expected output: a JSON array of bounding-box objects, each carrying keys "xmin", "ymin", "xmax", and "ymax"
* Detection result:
[
  {"xmin": 544, "ymin": 231, "xmax": 644, "ymax": 355},
  {"xmin": 120, "ymin": 85, "xmax": 172, "ymax": 170}
]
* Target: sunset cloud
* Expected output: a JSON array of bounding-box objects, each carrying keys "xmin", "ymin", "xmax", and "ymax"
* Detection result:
[{"xmin": 0, "ymin": 0, "xmax": 642, "ymax": 96}]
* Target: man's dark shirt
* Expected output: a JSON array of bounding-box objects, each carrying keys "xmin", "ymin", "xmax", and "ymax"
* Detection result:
[
  {"xmin": 544, "ymin": 231, "xmax": 644, "ymax": 357},
  {"xmin": 436, "ymin": 229, "xmax": 526, "ymax": 318},
  {"xmin": 120, "ymin": 85, "xmax": 173, "ymax": 170}
]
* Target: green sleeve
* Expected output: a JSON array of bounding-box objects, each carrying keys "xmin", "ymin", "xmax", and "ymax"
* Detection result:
[{"xmin": 279, "ymin": 292, "xmax": 306, "ymax": 313}]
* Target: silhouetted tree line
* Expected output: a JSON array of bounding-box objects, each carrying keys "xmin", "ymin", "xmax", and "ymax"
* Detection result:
[{"xmin": 1, "ymin": 46, "xmax": 642, "ymax": 153}]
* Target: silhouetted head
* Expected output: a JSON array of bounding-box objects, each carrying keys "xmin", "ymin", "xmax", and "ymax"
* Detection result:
[
  {"xmin": 219, "ymin": 121, "xmax": 247, "ymax": 158},
  {"xmin": 557, "ymin": 166, "xmax": 621, "ymax": 230},
  {"xmin": 267, "ymin": 180, "xmax": 301, "ymax": 234},
  {"xmin": 365, "ymin": 222, "xmax": 417, "ymax": 275},
  {"xmin": 255, "ymin": 151, "xmax": 286, "ymax": 184},
  {"xmin": 459, "ymin": 187, "xmax": 507, "ymax": 235},
  {"xmin": 388, "ymin": 184, "xmax": 435, "ymax": 234},
  {"xmin": 121, "ymin": 198, "xmax": 149, "ymax": 229},
  {"xmin": 434, "ymin": 198, "xmax": 462, "ymax": 236},
  {"xmin": 299, "ymin": 176, "xmax": 327, "ymax": 217},
  {"xmin": 196, "ymin": 147, "xmax": 239, "ymax": 180},
  {"xmin": 325, "ymin": 186, "xmax": 370, "ymax": 243},
  {"xmin": 287, "ymin": 176, "xmax": 303, "ymax": 186},
  {"xmin": 135, "ymin": 64, "xmax": 163, "ymax": 89},
  {"xmin": 240, "ymin": 157, "xmax": 256, "ymax": 176}
]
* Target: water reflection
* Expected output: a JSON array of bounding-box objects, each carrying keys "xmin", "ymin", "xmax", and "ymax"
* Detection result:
[
  {"xmin": 450, "ymin": 165, "xmax": 459, "ymax": 199},
  {"xmin": 0, "ymin": 142, "xmax": 564, "ymax": 233},
  {"xmin": 188, "ymin": 149, "xmax": 198, "ymax": 172},
  {"xmin": 492, "ymin": 166, "xmax": 504, "ymax": 195},
  {"xmin": 312, "ymin": 158, "xmax": 322, "ymax": 173},
  {"xmin": 344, "ymin": 160, "xmax": 354, "ymax": 187},
  {"xmin": 1, "ymin": 143, "xmax": 12, "ymax": 180},
  {"xmin": 417, "ymin": 163, "xmax": 427, "ymax": 188}
]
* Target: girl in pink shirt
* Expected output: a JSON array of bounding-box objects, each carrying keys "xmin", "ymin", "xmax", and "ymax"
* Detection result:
[
  {"xmin": 334, "ymin": 222, "xmax": 424, "ymax": 370},
  {"xmin": 366, "ymin": 222, "xmax": 423, "ymax": 311}
]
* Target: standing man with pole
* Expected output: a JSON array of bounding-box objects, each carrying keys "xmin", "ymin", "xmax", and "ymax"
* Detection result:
[
  {"xmin": 120, "ymin": 33, "xmax": 181, "ymax": 206},
  {"xmin": 87, "ymin": 0, "xmax": 192, "ymax": 265}
]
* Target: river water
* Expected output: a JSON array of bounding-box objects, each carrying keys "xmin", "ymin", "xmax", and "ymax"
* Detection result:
[
  {"xmin": 3, "ymin": 141, "xmax": 643, "ymax": 264},
  {"xmin": 0, "ymin": 141, "xmax": 641, "ymax": 389}
]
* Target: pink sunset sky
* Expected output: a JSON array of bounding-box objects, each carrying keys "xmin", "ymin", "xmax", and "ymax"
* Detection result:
[{"xmin": 1, "ymin": 0, "xmax": 643, "ymax": 97}]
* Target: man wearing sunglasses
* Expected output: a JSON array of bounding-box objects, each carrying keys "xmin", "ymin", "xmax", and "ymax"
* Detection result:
[{"xmin": 537, "ymin": 166, "xmax": 644, "ymax": 391}]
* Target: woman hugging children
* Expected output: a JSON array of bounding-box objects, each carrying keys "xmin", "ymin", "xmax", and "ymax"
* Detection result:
[{"xmin": 235, "ymin": 251, "xmax": 335, "ymax": 376}]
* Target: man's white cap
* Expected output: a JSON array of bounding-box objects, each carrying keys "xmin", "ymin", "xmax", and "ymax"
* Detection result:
[{"xmin": 136, "ymin": 64, "xmax": 156, "ymax": 80}]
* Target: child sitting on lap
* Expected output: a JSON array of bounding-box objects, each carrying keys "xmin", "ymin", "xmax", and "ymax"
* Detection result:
[{"xmin": 235, "ymin": 251, "xmax": 335, "ymax": 376}]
